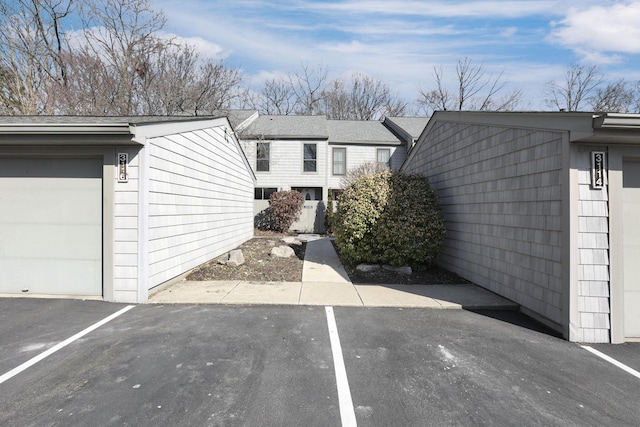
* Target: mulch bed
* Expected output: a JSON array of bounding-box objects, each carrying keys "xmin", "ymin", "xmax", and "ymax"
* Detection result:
[
  {"xmin": 186, "ymin": 231, "xmax": 468, "ymax": 285},
  {"xmin": 186, "ymin": 235, "xmax": 305, "ymax": 282}
]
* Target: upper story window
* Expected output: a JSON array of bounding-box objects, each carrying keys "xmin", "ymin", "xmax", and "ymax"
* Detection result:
[
  {"xmin": 303, "ymin": 143, "xmax": 317, "ymax": 172},
  {"xmin": 256, "ymin": 142, "xmax": 270, "ymax": 172},
  {"xmin": 332, "ymin": 147, "xmax": 346, "ymax": 175},
  {"xmin": 377, "ymin": 148, "xmax": 391, "ymax": 170}
]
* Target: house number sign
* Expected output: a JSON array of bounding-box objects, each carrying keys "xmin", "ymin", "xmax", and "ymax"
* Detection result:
[
  {"xmin": 118, "ymin": 153, "xmax": 128, "ymax": 183},
  {"xmin": 591, "ymin": 151, "xmax": 605, "ymax": 189}
]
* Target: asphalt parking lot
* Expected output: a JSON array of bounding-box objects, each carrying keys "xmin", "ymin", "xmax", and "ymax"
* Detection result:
[{"xmin": 1, "ymin": 298, "xmax": 639, "ymax": 427}]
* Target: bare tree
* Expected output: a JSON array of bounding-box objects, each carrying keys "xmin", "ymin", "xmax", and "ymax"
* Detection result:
[
  {"xmin": 254, "ymin": 78, "xmax": 297, "ymax": 115},
  {"xmin": 633, "ymin": 81, "xmax": 640, "ymax": 113},
  {"xmin": 545, "ymin": 63, "xmax": 603, "ymax": 112},
  {"xmin": 289, "ymin": 63, "xmax": 329, "ymax": 115},
  {"xmin": 589, "ymin": 78, "xmax": 636, "ymax": 113},
  {"xmin": 418, "ymin": 58, "xmax": 520, "ymax": 115},
  {"xmin": 1, "ymin": 0, "xmax": 244, "ymax": 116},
  {"xmin": 52, "ymin": 49, "xmax": 118, "ymax": 115},
  {"xmin": 0, "ymin": 0, "xmax": 74, "ymax": 114},
  {"xmin": 73, "ymin": 0, "xmax": 168, "ymax": 115},
  {"xmin": 418, "ymin": 66, "xmax": 451, "ymax": 114},
  {"xmin": 322, "ymin": 73, "xmax": 407, "ymax": 120}
]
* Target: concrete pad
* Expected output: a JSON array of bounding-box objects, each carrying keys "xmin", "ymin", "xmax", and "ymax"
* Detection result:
[
  {"xmin": 302, "ymin": 238, "xmax": 351, "ymax": 283},
  {"xmin": 354, "ymin": 284, "xmax": 443, "ymax": 308},
  {"xmin": 297, "ymin": 234, "xmax": 322, "ymax": 242},
  {"xmin": 221, "ymin": 281, "xmax": 302, "ymax": 305},
  {"xmin": 148, "ymin": 280, "xmax": 240, "ymax": 304},
  {"xmin": 416, "ymin": 284, "xmax": 519, "ymax": 310},
  {"xmin": 299, "ymin": 282, "xmax": 363, "ymax": 306}
]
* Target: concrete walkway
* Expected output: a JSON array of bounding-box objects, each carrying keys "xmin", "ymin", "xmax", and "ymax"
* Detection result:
[{"xmin": 149, "ymin": 236, "xmax": 517, "ymax": 310}]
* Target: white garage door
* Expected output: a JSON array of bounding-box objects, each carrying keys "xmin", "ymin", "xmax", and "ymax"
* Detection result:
[
  {"xmin": 623, "ymin": 159, "xmax": 640, "ymax": 338},
  {"xmin": 0, "ymin": 157, "xmax": 102, "ymax": 296}
]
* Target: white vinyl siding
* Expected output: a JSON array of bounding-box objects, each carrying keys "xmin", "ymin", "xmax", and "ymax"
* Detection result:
[
  {"xmin": 113, "ymin": 146, "xmax": 142, "ymax": 302},
  {"xmin": 326, "ymin": 145, "xmax": 405, "ymax": 190},
  {"xmin": 248, "ymin": 139, "xmax": 327, "ymax": 189},
  {"xmin": 145, "ymin": 126, "xmax": 254, "ymax": 288}
]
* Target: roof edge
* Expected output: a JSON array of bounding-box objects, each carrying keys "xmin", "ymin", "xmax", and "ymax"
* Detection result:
[
  {"xmin": 593, "ymin": 113, "xmax": 640, "ymax": 129},
  {"xmin": 0, "ymin": 123, "xmax": 133, "ymax": 135}
]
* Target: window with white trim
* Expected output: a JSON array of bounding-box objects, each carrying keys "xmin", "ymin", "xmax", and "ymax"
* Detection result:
[
  {"xmin": 256, "ymin": 142, "xmax": 270, "ymax": 172},
  {"xmin": 303, "ymin": 143, "xmax": 317, "ymax": 172},
  {"xmin": 377, "ymin": 148, "xmax": 391, "ymax": 169},
  {"xmin": 332, "ymin": 147, "xmax": 346, "ymax": 175}
]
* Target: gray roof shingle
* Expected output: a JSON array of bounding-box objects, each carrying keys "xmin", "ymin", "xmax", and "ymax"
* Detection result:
[
  {"xmin": 239, "ymin": 115, "xmax": 328, "ymax": 139},
  {"xmin": 327, "ymin": 120, "xmax": 402, "ymax": 145}
]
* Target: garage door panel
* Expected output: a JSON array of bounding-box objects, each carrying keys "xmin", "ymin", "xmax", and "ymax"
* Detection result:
[
  {"xmin": 0, "ymin": 157, "xmax": 102, "ymax": 296},
  {"xmin": 624, "ymin": 292, "xmax": 640, "ymax": 337},
  {"xmin": 0, "ymin": 179, "xmax": 101, "ymax": 224},
  {"xmin": 0, "ymin": 224, "xmax": 101, "ymax": 258},
  {"xmin": 0, "ymin": 258, "xmax": 101, "ymax": 295},
  {"xmin": 623, "ymin": 160, "xmax": 640, "ymax": 338},
  {"xmin": 0, "ymin": 157, "xmax": 102, "ymax": 179}
]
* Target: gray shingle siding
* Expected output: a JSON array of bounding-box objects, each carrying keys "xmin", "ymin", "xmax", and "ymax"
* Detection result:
[{"xmin": 403, "ymin": 121, "xmax": 565, "ymax": 326}]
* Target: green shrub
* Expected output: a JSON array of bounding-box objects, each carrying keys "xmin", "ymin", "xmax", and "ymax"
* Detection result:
[
  {"xmin": 268, "ymin": 190, "xmax": 305, "ymax": 233},
  {"xmin": 333, "ymin": 170, "xmax": 445, "ymax": 268}
]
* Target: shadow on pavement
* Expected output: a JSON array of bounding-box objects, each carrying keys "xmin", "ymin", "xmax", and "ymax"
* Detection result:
[{"xmin": 467, "ymin": 309, "xmax": 563, "ymax": 338}]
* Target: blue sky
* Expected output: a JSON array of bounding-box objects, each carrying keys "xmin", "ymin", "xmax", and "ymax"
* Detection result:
[{"xmin": 154, "ymin": 0, "xmax": 640, "ymax": 111}]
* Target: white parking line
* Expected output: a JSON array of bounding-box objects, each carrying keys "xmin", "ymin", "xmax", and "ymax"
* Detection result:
[
  {"xmin": 0, "ymin": 305, "xmax": 135, "ymax": 385},
  {"xmin": 325, "ymin": 306, "xmax": 357, "ymax": 427},
  {"xmin": 581, "ymin": 345, "xmax": 640, "ymax": 380}
]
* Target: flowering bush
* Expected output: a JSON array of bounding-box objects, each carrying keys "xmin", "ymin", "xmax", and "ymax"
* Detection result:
[
  {"xmin": 333, "ymin": 170, "xmax": 445, "ymax": 268},
  {"xmin": 268, "ymin": 190, "xmax": 305, "ymax": 233}
]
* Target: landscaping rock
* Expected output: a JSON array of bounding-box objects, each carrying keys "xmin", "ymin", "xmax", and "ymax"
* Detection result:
[
  {"xmin": 356, "ymin": 263, "xmax": 381, "ymax": 273},
  {"xmin": 382, "ymin": 265, "xmax": 412, "ymax": 275},
  {"xmin": 217, "ymin": 249, "xmax": 245, "ymax": 267},
  {"xmin": 270, "ymin": 245, "xmax": 295, "ymax": 258},
  {"xmin": 281, "ymin": 236, "xmax": 302, "ymax": 245}
]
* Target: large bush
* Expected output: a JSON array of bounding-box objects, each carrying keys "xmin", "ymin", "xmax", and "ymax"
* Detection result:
[
  {"xmin": 333, "ymin": 170, "xmax": 445, "ymax": 268},
  {"xmin": 267, "ymin": 190, "xmax": 305, "ymax": 233}
]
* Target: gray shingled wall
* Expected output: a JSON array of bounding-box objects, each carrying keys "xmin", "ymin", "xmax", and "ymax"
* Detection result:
[
  {"xmin": 404, "ymin": 121, "xmax": 565, "ymax": 327},
  {"xmin": 576, "ymin": 148, "xmax": 611, "ymax": 342}
]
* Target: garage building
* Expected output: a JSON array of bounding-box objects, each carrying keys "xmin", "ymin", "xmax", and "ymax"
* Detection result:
[
  {"xmin": 0, "ymin": 116, "xmax": 255, "ymax": 303},
  {"xmin": 403, "ymin": 111, "xmax": 640, "ymax": 343}
]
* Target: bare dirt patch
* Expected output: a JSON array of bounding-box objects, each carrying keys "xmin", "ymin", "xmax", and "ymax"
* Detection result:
[{"xmin": 186, "ymin": 231, "xmax": 468, "ymax": 285}]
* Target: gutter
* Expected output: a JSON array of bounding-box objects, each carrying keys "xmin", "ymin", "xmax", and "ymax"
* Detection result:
[
  {"xmin": 0, "ymin": 123, "xmax": 133, "ymax": 135},
  {"xmin": 593, "ymin": 113, "xmax": 640, "ymax": 129}
]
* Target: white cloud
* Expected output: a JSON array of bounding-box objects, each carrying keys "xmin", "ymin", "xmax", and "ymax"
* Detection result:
[
  {"xmin": 550, "ymin": 2, "xmax": 640, "ymax": 61},
  {"xmin": 500, "ymin": 27, "xmax": 518, "ymax": 38},
  {"xmin": 157, "ymin": 32, "xmax": 227, "ymax": 60},
  {"xmin": 301, "ymin": 1, "xmax": 560, "ymax": 18}
]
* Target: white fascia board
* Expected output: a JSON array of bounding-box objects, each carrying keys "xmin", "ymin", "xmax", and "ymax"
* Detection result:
[
  {"xmin": 593, "ymin": 113, "xmax": 640, "ymax": 129},
  {"xmin": 130, "ymin": 117, "xmax": 227, "ymax": 143}
]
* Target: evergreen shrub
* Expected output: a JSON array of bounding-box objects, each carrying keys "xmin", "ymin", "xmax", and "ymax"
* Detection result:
[{"xmin": 333, "ymin": 170, "xmax": 445, "ymax": 268}]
